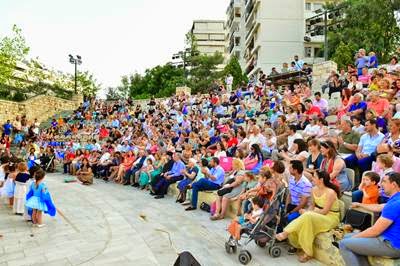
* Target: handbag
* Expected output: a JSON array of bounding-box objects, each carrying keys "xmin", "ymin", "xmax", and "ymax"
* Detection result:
[
  {"xmin": 200, "ymin": 202, "xmax": 210, "ymax": 213},
  {"xmin": 217, "ymin": 178, "xmax": 235, "ymax": 196},
  {"xmin": 344, "ymin": 209, "xmax": 372, "ymax": 231}
]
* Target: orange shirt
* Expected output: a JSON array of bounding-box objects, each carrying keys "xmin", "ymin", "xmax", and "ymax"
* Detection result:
[
  {"xmin": 361, "ymin": 184, "xmax": 379, "ymax": 204},
  {"xmin": 367, "ymin": 99, "xmax": 390, "ymax": 118}
]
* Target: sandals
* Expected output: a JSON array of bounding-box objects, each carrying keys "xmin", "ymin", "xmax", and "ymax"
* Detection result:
[
  {"xmin": 298, "ymin": 254, "xmax": 312, "ymax": 263},
  {"xmin": 210, "ymin": 215, "xmax": 224, "ymax": 221}
]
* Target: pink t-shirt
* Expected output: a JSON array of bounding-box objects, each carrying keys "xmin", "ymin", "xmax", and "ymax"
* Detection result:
[{"xmin": 358, "ymin": 74, "xmax": 371, "ymax": 85}]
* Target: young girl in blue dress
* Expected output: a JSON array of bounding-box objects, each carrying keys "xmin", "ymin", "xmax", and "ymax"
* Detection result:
[
  {"xmin": 1, "ymin": 162, "xmax": 17, "ymax": 208},
  {"xmin": 25, "ymin": 169, "xmax": 54, "ymax": 227}
]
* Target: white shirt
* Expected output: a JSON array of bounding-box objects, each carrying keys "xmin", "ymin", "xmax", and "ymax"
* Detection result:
[
  {"xmin": 348, "ymin": 81, "xmax": 363, "ymax": 91},
  {"xmin": 288, "ymin": 133, "xmax": 303, "ymax": 150},
  {"xmin": 99, "ymin": 152, "xmax": 111, "ymax": 164},
  {"xmin": 226, "ymin": 75, "xmax": 233, "ymax": 85},
  {"xmin": 303, "ymin": 124, "xmax": 320, "ymax": 137}
]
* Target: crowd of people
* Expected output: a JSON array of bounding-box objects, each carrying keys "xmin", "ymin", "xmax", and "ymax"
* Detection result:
[{"xmin": 0, "ymin": 50, "xmax": 399, "ymax": 265}]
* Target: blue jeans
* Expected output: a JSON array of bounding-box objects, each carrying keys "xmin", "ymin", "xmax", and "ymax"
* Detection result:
[
  {"xmin": 191, "ymin": 178, "xmax": 220, "ymax": 208},
  {"xmin": 352, "ymin": 190, "xmax": 363, "ymax": 203},
  {"xmin": 345, "ymin": 154, "xmax": 374, "ymax": 185},
  {"xmin": 339, "ymin": 233, "xmax": 400, "ymax": 266},
  {"xmin": 177, "ymin": 178, "xmax": 193, "ymax": 192},
  {"xmin": 154, "ymin": 175, "xmax": 183, "ymax": 195}
]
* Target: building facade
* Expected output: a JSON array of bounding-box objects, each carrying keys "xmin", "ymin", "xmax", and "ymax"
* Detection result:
[
  {"xmin": 226, "ymin": 0, "xmax": 330, "ymax": 76},
  {"xmin": 190, "ymin": 20, "xmax": 227, "ymax": 57}
]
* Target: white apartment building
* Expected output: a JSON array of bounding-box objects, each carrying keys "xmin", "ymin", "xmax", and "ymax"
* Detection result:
[
  {"xmin": 304, "ymin": 0, "xmax": 330, "ymax": 61},
  {"xmin": 226, "ymin": 0, "xmax": 329, "ymax": 76},
  {"xmin": 190, "ymin": 20, "xmax": 227, "ymax": 57}
]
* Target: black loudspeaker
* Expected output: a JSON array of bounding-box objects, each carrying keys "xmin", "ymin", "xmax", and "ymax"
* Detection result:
[{"xmin": 173, "ymin": 251, "xmax": 201, "ymax": 266}]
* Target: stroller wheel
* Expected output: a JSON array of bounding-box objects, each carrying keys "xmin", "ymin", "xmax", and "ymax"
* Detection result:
[
  {"xmin": 232, "ymin": 245, "xmax": 237, "ymax": 254},
  {"xmin": 225, "ymin": 242, "xmax": 233, "ymax": 254},
  {"xmin": 255, "ymin": 240, "xmax": 267, "ymax": 248},
  {"xmin": 269, "ymin": 246, "xmax": 281, "ymax": 258},
  {"xmin": 238, "ymin": 250, "xmax": 252, "ymax": 265}
]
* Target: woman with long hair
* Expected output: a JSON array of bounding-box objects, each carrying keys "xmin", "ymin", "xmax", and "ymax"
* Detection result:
[
  {"xmin": 276, "ymin": 170, "xmax": 341, "ymax": 262},
  {"xmin": 244, "ymin": 144, "xmax": 263, "ymax": 174},
  {"xmin": 279, "ymin": 139, "xmax": 309, "ymax": 166},
  {"xmin": 320, "ymin": 140, "xmax": 351, "ymax": 192},
  {"xmin": 116, "ymin": 150, "xmax": 135, "ymax": 183},
  {"xmin": 337, "ymin": 88, "xmax": 353, "ymax": 119},
  {"xmin": 76, "ymin": 157, "xmax": 93, "ymax": 185}
]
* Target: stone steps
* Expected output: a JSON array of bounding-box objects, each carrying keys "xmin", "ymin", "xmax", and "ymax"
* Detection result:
[{"xmin": 168, "ymin": 183, "xmax": 239, "ymax": 219}]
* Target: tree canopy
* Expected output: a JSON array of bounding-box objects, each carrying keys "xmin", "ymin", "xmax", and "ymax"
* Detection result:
[
  {"xmin": 328, "ymin": 0, "xmax": 400, "ymax": 67},
  {"xmin": 0, "ymin": 25, "xmax": 30, "ymax": 86},
  {"xmin": 222, "ymin": 56, "xmax": 248, "ymax": 89}
]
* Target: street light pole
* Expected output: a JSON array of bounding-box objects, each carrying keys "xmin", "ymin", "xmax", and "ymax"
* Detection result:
[
  {"xmin": 324, "ymin": 11, "xmax": 328, "ymax": 61},
  {"xmin": 69, "ymin": 54, "xmax": 82, "ymax": 94},
  {"xmin": 74, "ymin": 61, "xmax": 78, "ymax": 94}
]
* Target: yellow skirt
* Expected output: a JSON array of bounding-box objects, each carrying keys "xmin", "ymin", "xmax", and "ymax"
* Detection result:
[{"xmin": 284, "ymin": 211, "xmax": 339, "ymax": 256}]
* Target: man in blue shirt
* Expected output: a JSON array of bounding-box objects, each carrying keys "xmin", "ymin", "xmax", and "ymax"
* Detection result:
[
  {"xmin": 340, "ymin": 172, "xmax": 400, "ymax": 265},
  {"xmin": 347, "ymin": 93, "xmax": 367, "ymax": 121},
  {"xmin": 345, "ymin": 119, "xmax": 384, "ymax": 184},
  {"xmin": 3, "ymin": 120, "xmax": 12, "ymax": 136},
  {"xmin": 355, "ymin": 49, "xmax": 370, "ymax": 76},
  {"xmin": 153, "ymin": 153, "xmax": 185, "ymax": 199},
  {"xmin": 185, "ymin": 157, "xmax": 225, "ymax": 211}
]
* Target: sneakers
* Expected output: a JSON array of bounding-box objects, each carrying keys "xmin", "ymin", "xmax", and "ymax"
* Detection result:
[{"xmin": 32, "ymin": 224, "xmax": 46, "ymax": 228}]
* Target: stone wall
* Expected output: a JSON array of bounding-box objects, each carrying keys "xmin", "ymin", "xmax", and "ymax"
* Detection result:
[
  {"xmin": 0, "ymin": 94, "xmax": 83, "ymax": 123},
  {"xmin": 312, "ymin": 60, "xmax": 338, "ymax": 94}
]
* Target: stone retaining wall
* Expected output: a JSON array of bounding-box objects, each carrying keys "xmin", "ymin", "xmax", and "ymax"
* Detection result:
[
  {"xmin": 312, "ymin": 60, "xmax": 338, "ymax": 93},
  {"xmin": 0, "ymin": 94, "xmax": 83, "ymax": 123}
]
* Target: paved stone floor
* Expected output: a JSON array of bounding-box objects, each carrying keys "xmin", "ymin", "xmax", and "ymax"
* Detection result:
[{"xmin": 0, "ymin": 173, "xmax": 318, "ymax": 266}]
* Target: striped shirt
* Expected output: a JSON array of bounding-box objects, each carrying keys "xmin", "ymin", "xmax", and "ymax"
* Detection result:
[{"xmin": 289, "ymin": 175, "xmax": 312, "ymax": 206}]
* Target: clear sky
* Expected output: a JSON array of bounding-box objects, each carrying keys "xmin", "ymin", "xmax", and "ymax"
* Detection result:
[{"xmin": 0, "ymin": 0, "xmax": 227, "ymax": 88}]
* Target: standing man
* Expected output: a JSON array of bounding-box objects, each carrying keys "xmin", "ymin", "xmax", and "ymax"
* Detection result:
[
  {"xmin": 355, "ymin": 49, "xmax": 370, "ymax": 76},
  {"xmin": 225, "ymin": 74, "xmax": 233, "ymax": 93},
  {"xmin": 294, "ymin": 55, "xmax": 304, "ymax": 71},
  {"xmin": 3, "ymin": 120, "xmax": 12, "ymax": 137}
]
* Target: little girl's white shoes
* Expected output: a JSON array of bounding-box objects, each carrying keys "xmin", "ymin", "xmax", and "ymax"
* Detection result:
[{"xmin": 32, "ymin": 224, "xmax": 46, "ymax": 228}]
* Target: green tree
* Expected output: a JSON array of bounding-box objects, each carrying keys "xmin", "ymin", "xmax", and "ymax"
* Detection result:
[
  {"xmin": 120, "ymin": 64, "xmax": 185, "ymax": 99},
  {"xmin": 76, "ymin": 71, "xmax": 101, "ymax": 96},
  {"xmin": 328, "ymin": 0, "xmax": 400, "ymax": 64},
  {"xmin": 0, "ymin": 25, "xmax": 30, "ymax": 86},
  {"xmin": 331, "ymin": 41, "xmax": 357, "ymax": 70},
  {"xmin": 188, "ymin": 52, "xmax": 224, "ymax": 93},
  {"xmin": 222, "ymin": 56, "xmax": 248, "ymax": 89}
]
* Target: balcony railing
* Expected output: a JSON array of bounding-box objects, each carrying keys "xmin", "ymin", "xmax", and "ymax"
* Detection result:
[{"xmin": 245, "ymin": 0, "xmax": 255, "ymax": 22}]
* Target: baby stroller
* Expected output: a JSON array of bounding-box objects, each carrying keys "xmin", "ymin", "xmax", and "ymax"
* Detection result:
[
  {"xmin": 225, "ymin": 188, "xmax": 287, "ymax": 265},
  {"xmin": 38, "ymin": 154, "xmax": 56, "ymax": 172}
]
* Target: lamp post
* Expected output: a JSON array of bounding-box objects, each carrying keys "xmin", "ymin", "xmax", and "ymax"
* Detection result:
[
  {"xmin": 305, "ymin": 5, "xmax": 346, "ymax": 61},
  {"xmin": 68, "ymin": 54, "xmax": 82, "ymax": 94}
]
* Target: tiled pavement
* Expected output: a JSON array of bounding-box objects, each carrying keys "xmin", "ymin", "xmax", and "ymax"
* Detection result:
[{"xmin": 0, "ymin": 173, "xmax": 318, "ymax": 266}]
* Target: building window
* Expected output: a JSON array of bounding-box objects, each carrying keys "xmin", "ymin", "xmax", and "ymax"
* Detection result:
[
  {"xmin": 305, "ymin": 2, "xmax": 312, "ymax": 10},
  {"xmin": 305, "ymin": 47, "xmax": 312, "ymax": 58},
  {"xmin": 314, "ymin": 47, "xmax": 323, "ymax": 58},
  {"xmin": 235, "ymin": 51, "xmax": 241, "ymax": 59},
  {"xmin": 313, "ymin": 3, "xmax": 323, "ymax": 11}
]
